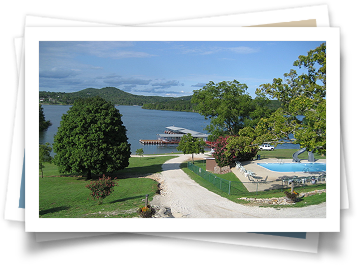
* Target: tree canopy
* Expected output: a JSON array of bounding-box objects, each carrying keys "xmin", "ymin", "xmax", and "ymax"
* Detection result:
[
  {"xmin": 177, "ymin": 133, "xmax": 206, "ymax": 163},
  {"xmin": 191, "ymin": 43, "xmax": 326, "ymax": 161},
  {"xmin": 257, "ymin": 43, "xmax": 326, "ymax": 154},
  {"xmin": 191, "ymin": 80, "xmax": 276, "ymax": 140},
  {"xmin": 39, "ymin": 143, "xmax": 52, "ymax": 178},
  {"xmin": 39, "ymin": 104, "xmax": 51, "ymax": 132},
  {"xmin": 53, "ymin": 96, "xmax": 131, "ymax": 178}
]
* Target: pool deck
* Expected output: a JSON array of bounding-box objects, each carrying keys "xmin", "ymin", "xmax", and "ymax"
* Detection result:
[{"xmin": 231, "ymin": 158, "xmax": 326, "ymax": 192}]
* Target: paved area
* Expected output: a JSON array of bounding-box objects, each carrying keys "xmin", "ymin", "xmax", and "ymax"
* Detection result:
[
  {"xmin": 232, "ymin": 158, "xmax": 326, "ymax": 192},
  {"xmin": 151, "ymin": 154, "xmax": 326, "ymax": 218}
]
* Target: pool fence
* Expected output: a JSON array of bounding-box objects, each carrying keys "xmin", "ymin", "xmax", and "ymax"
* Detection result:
[{"xmin": 187, "ymin": 161, "xmax": 326, "ymax": 196}]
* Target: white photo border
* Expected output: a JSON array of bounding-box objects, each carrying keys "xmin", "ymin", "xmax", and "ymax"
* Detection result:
[{"xmin": 25, "ymin": 27, "xmax": 340, "ymax": 232}]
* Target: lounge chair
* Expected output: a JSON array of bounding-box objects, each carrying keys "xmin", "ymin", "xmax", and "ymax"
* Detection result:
[
  {"xmin": 247, "ymin": 175, "xmax": 255, "ymax": 182},
  {"xmin": 248, "ymin": 170, "xmax": 256, "ymax": 177},
  {"xmin": 260, "ymin": 176, "xmax": 268, "ymax": 182}
]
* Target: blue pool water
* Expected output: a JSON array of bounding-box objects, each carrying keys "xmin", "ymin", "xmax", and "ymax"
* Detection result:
[{"xmin": 257, "ymin": 163, "xmax": 326, "ymax": 173}]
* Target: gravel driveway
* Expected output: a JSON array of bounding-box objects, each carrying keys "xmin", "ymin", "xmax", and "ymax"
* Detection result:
[{"xmin": 150, "ymin": 154, "xmax": 326, "ymax": 218}]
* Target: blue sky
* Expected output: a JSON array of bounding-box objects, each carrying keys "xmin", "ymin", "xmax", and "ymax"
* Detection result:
[{"xmin": 39, "ymin": 41, "xmax": 325, "ymax": 98}]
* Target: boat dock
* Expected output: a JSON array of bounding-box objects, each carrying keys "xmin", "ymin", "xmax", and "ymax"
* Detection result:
[
  {"xmin": 139, "ymin": 139, "xmax": 180, "ymax": 145},
  {"xmin": 139, "ymin": 126, "xmax": 209, "ymax": 145}
]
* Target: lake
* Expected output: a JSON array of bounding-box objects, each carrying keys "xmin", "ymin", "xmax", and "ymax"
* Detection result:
[{"xmin": 39, "ymin": 105, "xmax": 300, "ymax": 155}]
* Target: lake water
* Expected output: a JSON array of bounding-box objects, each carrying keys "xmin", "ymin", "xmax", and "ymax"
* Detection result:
[{"xmin": 39, "ymin": 105, "xmax": 300, "ymax": 155}]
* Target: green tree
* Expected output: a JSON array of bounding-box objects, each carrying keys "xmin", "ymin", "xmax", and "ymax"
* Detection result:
[
  {"xmin": 39, "ymin": 143, "xmax": 52, "ymax": 178},
  {"xmin": 177, "ymin": 133, "xmax": 206, "ymax": 163},
  {"xmin": 191, "ymin": 80, "xmax": 254, "ymax": 139},
  {"xmin": 39, "ymin": 104, "xmax": 51, "ymax": 131},
  {"xmin": 53, "ymin": 96, "xmax": 131, "ymax": 179},
  {"xmin": 136, "ymin": 148, "xmax": 144, "ymax": 159},
  {"xmin": 257, "ymin": 43, "xmax": 326, "ymax": 154}
]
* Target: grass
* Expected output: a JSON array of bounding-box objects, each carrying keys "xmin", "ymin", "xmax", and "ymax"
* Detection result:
[
  {"xmin": 39, "ymin": 176, "xmax": 158, "ymax": 218},
  {"xmin": 257, "ymin": 149, "xmax": 326, "ymax": 160},
  {"xmin": 40, "ymin": 156, "xmax": 177, "ymax": 178},
  {"xmin": 116, "ymin": 156, "xmax": 177, "ymax": 178},
  {"xmin": 39, "ymin": 156, "xmax": 176, "ymax": 218}
]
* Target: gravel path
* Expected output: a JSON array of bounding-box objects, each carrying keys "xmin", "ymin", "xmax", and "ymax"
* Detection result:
[{"xmin": 150, "ymin": 154, "xmax": 326, "ymax": 218}]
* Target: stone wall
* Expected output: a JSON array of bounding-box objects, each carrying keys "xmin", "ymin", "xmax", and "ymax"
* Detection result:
[
  {"xmin": 238, "ymin": 189, "xmax": 326, "ymax": 205},
  {"xmin": 213, "ymin": 165, "xmax": 231, "ymax": 174}
]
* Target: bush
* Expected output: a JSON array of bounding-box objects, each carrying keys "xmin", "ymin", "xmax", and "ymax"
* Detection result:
[
  {"xmin": 138, "ymin": 205, "xmax": 155, "ymax": 218},
  {"xmin": 86, "ymin": 175, "xmax": 117, "ymax": 204},
  {"xmin": 212, "ymin": 136, "xmax": 233, "ymax": 167},
  {"xmin": 212, "ymin": 135, "xmax": 258, "ymax": 167},
  {"xmin": 284, "ymin": 190, "xmax": 300, "ymax": 202}
]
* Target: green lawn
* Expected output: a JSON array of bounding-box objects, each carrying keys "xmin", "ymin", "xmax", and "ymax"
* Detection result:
[
  {"xmin": 40, "ymin": 156, "xmax": 177, "ymax": 178},
  {"xmin": 39, "ymin": 176, "xmax": 158, "ymax": 218},
  {"xmin": 257, "ymin": 149, "xmax": 326, "ymax": 160},
  {"xmin": 39, "ymin": 156, "xmax": 176, "ymax": 218}
]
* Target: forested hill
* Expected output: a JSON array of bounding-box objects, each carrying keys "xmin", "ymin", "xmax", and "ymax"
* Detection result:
[
  {"xmin": 39, "ymin": 87, "xmax": 189, "ymax": 106},
  {"xmin": 39, "ymin": 87, "xmax": 281, "ymax": 112},
  {"xmin": 142, "ymin": 97, "xmax": 194, "ymax": 112},
  {"xmin": 142, "ymin": 97, "xmax": 281, "ymax": 112}
]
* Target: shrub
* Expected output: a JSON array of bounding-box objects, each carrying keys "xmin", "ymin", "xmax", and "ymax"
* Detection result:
[
  {"xmin": 86, "ymin": 175, "xmax": 117, "ymax": 204},
  {"xmin": 284, "ymin": 190, "xmax": 300, "ymax": 202},
  {"xmin": 212, "ymin": 136, "xmax": 233, "ymax": 167},
  {"xmin": 138, "ymin": 205, "xmax": 155, "ymax": 218},
  {"xmin": 212, "ymin": 135, "xmax": 258, "ymax": 167}
]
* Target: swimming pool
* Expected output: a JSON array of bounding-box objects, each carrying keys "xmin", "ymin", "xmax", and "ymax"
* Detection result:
[{"xmin": 257, "ymin": 163, "xmax": 326, "ymax": 173}]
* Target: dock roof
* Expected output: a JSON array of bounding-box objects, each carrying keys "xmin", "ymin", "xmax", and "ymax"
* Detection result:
[
  {"xmin": 158, "ymin": 133, "xmax": 208, "ymax": 138},
  {"xmin": 165, "ymin": 126, "xmax": 209, "ymax": 137}
]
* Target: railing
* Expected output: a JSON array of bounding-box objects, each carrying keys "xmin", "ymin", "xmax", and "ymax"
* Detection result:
[{"xmin": 188, "ymin": 161, "xmax": 233, "ymax": 194}]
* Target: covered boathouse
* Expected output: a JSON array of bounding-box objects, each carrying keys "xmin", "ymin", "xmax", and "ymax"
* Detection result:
[
  {"xmin": 139, "ymin": 126, "xmax": 209, "ymax": 145},
  {"xmin": 159, "ymin": 126, "xmax": 209, "ymax": 142}
]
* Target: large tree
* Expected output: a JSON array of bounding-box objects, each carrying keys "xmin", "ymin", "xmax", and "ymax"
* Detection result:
[
  {"xmin": 53, "ymin": 96, "xmax": 131, "ymax": 179},
  {"xmin": 191, "ymin": 80, "xmax": 275, "ymax": 140},
  {"xmin": 191, "ymin": 80, "xmax": 254, "ymax": 139},
  {"xmin": 257, "ymin": 43, "xmax": 326, "ymax": 154}
]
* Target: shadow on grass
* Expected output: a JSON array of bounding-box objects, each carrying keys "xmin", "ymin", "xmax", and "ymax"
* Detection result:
[
  {"xmin": 42, "ymin": 156, "xmax": 177, "ymax": 180},
  {"xmin": 39, "ymin": 206, "xmax": 70, "ymax": 216},
  {"xmin": 109, "ymin": 195, "xmax": 146, "ymax": 204}
]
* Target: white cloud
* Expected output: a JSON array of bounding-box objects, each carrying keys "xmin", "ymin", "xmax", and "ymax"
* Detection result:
[
  {"xmin": 228, "ymin": 46, "xmax": 259, "ymax": 54},
  {"xmin": 109, "ymin": 51, "xmax": 155, "ymax": 59},
  {"xmin": 101, "ymin": 74, "xmax": 152, "ymax": 86},
  {"xmin": 151, "ymin": 80, "xmax": 184, "ymax": 89},
  {"xmin": 39, "ymin": 67, "xmax": 79, "ymax": 79},
  {"xmin": 191, "ymin": 83, "xmax": 206, "ymax": 87},
  {"xmin": 175, "ymin": 44, "xmax": 260, "ymax": 55}
]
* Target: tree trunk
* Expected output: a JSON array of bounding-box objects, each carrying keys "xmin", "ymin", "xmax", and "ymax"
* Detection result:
[
  {"xmin": 87, "ymin": 169, "xmax": 92, "ymax": 180},
  {"xmin": 192, "ymin": 153, "xmax": 194, "ymax": 164}
]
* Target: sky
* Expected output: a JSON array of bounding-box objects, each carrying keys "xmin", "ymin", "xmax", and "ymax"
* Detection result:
[{"xmin": 39, "ymin": 41, "xmax": 325, "ymax": 98}]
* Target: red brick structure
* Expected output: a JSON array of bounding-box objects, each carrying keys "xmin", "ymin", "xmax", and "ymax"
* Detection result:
[{"xmin": 206, "ymin": 157, "xmax": 231, "ymax": 174}]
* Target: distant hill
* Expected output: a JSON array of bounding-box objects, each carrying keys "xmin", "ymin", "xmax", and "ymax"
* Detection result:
[
  {"xmin": 39, "ymin": 87, "xmax": 189, "ymax": 106},
  {"xmin": 142, "ymin": 97, "xmax": 195, "ymax": 112},
  {"xmin": 39, "ymin": 87, "xmax": 281, "ymax": 113},
  {"xmin": 142, "ymin": 96, "xmax": 281, "ymax": 112}
]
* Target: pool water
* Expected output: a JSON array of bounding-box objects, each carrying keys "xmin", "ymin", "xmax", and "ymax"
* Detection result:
[{"xmin": 257, "ymin": 163, "xmax": 326, "ymax": 173}]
